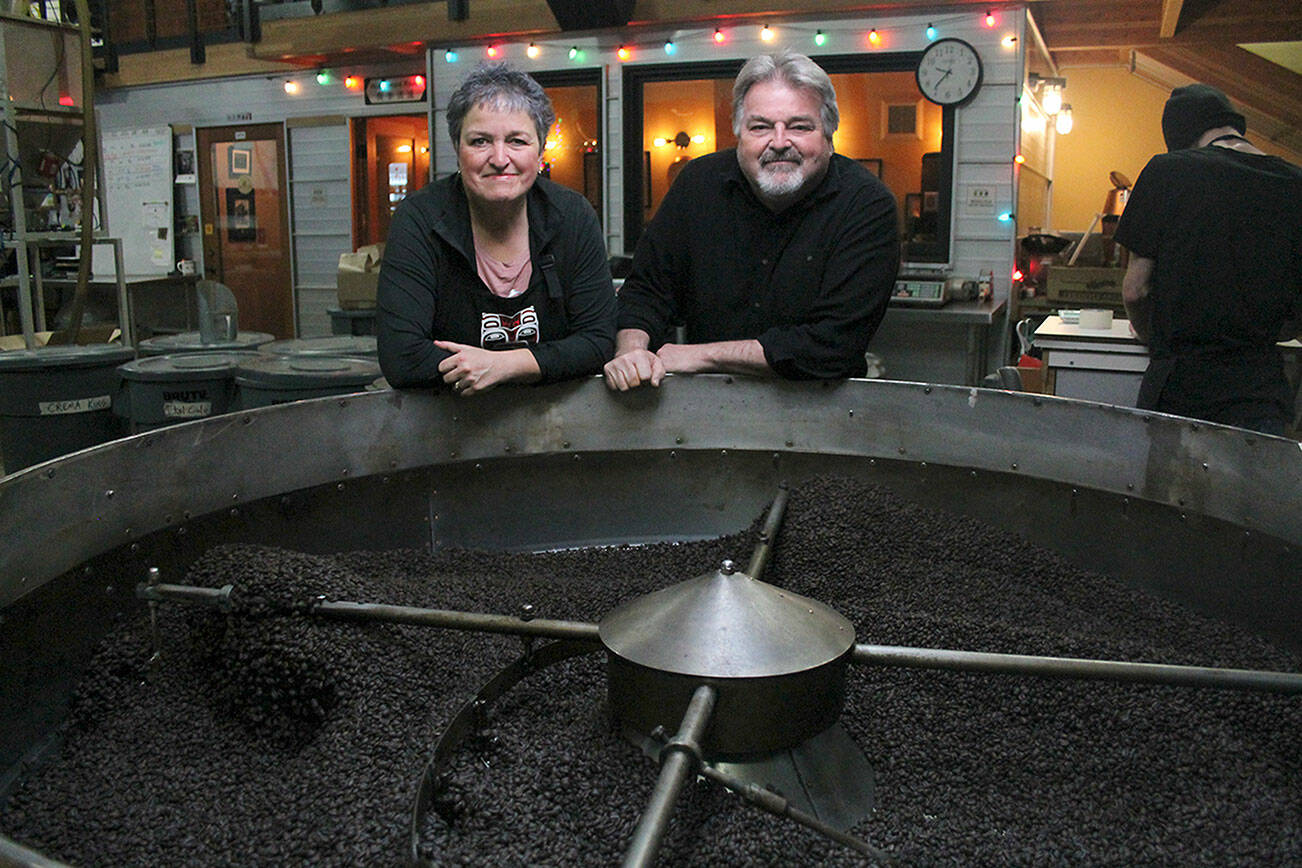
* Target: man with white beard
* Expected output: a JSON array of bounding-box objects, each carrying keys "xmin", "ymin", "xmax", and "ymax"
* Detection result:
[{"xmin": 604, "ymin": 51, "xmax": 899, "ymax": 390}]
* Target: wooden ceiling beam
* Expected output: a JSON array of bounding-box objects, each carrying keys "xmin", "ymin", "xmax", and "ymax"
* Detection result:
[{"xmin": 1158, "ymin": 0, "xmax": 1184, "ymax": 37}]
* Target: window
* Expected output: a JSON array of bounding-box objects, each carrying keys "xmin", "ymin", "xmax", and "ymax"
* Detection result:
[{"xmin": 622, "ymin": 53, "xmax": 955, "ymax": 264}]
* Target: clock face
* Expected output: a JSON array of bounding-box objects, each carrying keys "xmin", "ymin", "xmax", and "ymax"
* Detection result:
[{"xmin": 916, "ymin": 38, "xmax": 983, "ymax": 107}]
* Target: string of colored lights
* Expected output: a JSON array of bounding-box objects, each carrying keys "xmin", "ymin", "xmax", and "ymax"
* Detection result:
[{"xmin": 279, "ymin": 10, "xmax": 1019, "ymax": 91}]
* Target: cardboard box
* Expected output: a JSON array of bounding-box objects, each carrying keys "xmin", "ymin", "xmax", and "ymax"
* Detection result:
[
  {"xmin": 1044, "ymin": 266, "xmax": 1125, "ymax": 306},
  {"xmin": 336, "ymin": 243, "xmax": 384, "ymax": 310}
]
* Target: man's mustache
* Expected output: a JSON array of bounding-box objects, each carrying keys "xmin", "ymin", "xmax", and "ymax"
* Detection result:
[{"xmin": 760, "ymin": 148, "xmax": 802, "ymax": 166}]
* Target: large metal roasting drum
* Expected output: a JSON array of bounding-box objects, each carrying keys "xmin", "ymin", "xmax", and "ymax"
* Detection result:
[{"xmin": 1, "ymin": 376, "xmax": 1299, "ymax": 865}]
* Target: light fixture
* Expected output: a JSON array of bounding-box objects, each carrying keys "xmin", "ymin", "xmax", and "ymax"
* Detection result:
[
  {"xmin": 315, "ymin": 70, "xmax": 331, "ymax": 86},
  {"xmin": 526, "ymin": 42, "xmax": 540, "ymax": 59},
  {"xmin": 345, "ymin": 75, "xmax": 362, "ymax": 90},
  {"xmin": 926, "ymin": 23, "xmax": 936, "ymax": 40},
  {"xmin": 653, "ymin": 137, "xmax": 668, "ymax": 148},
  {"xmin": 664, "ymin": 40, "xmax": 676, "ymax": 56},
  {"xmin": 617, "ymin": 45, "xmax": 631, "ymax": 61},
  {"xmin": 1001, "ymin": 34, "xmax": 1017, "ymax": 49},
  {"xmin": 985, "ymin": 10, "xmax": 997, "ymax": 27},
  {"xmin": 814, "ymin": 29, "xmax": 826, "ymax": 47},
  {"xmin": 868, "ymin": 28, "xmax": 881, "ymax": 46},
  {"xmin": 486, "ymin": 44, "xmax": 499, "ymax": 58},
  {"xmin": 1055, "ymin": 105, "xmax": 1074, "ymax": 135},
  {"xmin": 760, "ymin": 24, "xmax": 775, "ymax": 42},
  {"xmin": 283, "ymin": 80, "xmax": 300, "ymax": 95},
  {"xmin": 1029, "ymin": 73, "xmax": 1067, "ymax": 115},
  {"xmin": 713, "ymin": 28, "xmax": 725, "ymax": 44},
  {"xmin": 444, "ymin": 49, "xmax": 458, "ymax": 63}
]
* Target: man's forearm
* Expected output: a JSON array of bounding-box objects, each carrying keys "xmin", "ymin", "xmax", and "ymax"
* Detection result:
[{"xmin": 657, "ymin": 339, "xmax": 772, "ymax": 376}]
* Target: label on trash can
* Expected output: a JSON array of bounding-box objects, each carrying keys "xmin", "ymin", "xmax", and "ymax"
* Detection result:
[
  {"xmin": 38, "ymin": 395, "xmax": 112, "ymax": 415},
  {"xmin": 163, "ymin": 400, "xmax": 214, "ymax": 418}
]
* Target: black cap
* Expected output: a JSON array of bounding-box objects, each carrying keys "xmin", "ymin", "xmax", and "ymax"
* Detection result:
[{"xmin": 1161, "ymin": 84, "xmax": 1246, "ymax": 152}]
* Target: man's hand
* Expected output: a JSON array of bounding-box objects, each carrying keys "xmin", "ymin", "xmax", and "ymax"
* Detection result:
[
  {"xmin": 659, "ymin": 339, "xmax": 772, "ymax": 377},
  {"xmin": 435, "ymin": 341, "xmax": 539, "ymax": 396},
  {"xmin": 604, "ymin": 329, "xmax": 666, "ymax": 391},
  {"xmin": 604, "ymin": 348, "xmax": 666, "ymax": 390}
]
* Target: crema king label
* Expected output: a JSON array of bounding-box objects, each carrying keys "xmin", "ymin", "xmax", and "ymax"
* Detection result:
[{"xmin": 38, "ymin": 395, "xmax": 111, "ymax": 415}]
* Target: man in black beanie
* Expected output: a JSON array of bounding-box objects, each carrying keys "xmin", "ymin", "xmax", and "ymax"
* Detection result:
[{"xmin": 1114, "ymin": 83, "xmax": 1301, "ymax": 435}]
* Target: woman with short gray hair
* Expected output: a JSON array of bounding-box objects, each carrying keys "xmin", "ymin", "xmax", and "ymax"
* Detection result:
[{"xmin": 378, "ymin": 62, "xmax": 616, "ymax": 396}]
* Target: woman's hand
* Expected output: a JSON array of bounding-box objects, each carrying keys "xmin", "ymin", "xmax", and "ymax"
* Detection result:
[{"xmin": 435, "ymin": 341, "xmax": 541, "ymax": 396}]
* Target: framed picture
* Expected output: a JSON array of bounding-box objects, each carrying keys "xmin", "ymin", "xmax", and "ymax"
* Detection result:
[
  {"xmin": 225, "ymin": 187, "xmax": 256, "ymax": 243},
  {"xmin": 228, "ymin": 145, "xmax": 252, "ymax": 177},
  {"xmin": 855, "ymin": 158, "xmax": 883, "ymax": 179},
  {"xmin": 643, "ymin": 151, "xmax": 652, "ymax": 209}
]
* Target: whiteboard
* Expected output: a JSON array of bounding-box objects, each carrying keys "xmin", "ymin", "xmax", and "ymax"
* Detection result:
[{"xmin": 90, "ymin": 126, "xmax": 174, "ymax": 277}]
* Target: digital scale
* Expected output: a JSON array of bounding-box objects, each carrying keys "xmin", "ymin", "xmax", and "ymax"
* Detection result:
[{"xmin": 891, "ymin": 269, "xmax": 950, "ymax": 307}]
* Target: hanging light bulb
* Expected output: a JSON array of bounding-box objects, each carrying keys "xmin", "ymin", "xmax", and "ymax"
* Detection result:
[
  {"xmin": 760, "ymin": 24, "xmax": 775, "ymax": 42},
  {"xmin": 663, "ymin": 40, "xmax": 677, "ymax": 56},
  {"xmin": 444, "ymin": 49, "xmax": 458, "ymax": 63},
  {"xmin": 486, "ymin": 44, "xmax": 499, "ymax": 58},
  {"xmin": 814, "ymin": 29, "xmax": 826, "ymax": 47},
  {"xmin": 617, "ymin": 45, "xmax": 631, "ymax": 61},
  {"xmin": 926, "ymin": 23, "xmax": 937, "ymax": 40},
  {"xmin": 568, "ymin": 46, "xmax": 579, "ymax": 60},
  {"xmin": 315, "ymin": 70, "xmax": 331, "ymax": 86},
  {"xmin": 526, "ymin": 42, "xmax": 541, "ymax": 59},
  {"xmin": 283, "ymin": 80, "xmax": 300, "ymax": 95},
  {"xmin": 345, "ymin": 75, "xmax": 362, "ymax": 90},
  {"xmin": 1055, "ymin": 105, "xmax": 1074, "ymax": 135},
  {"xmin": 1002, "ymin": 34, "xmax": 1018, "ymax": 49},
  {"xmin": 985, "ymin": 10, "xmax": 997, "ymax": 27},
  {"xmin": 868, "ymin": 28, "xmax": 881, "ymax": 46},
  {"xmin": 1042, "ymin": 84, "xmax": 1063, "ymax": 116}
]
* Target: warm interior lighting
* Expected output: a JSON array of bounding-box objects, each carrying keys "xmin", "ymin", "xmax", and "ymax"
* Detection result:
[
  {"xmin": 760, "ymin": 25, "xmax": 775, "ymax": 42},
  {"xmin": 713, "ymin": 28, "xmax": 725, "ymax": 44},
  {"xmin": 1055, "ymin": 105, "xmax": 1074, "ymax": 135},
  {"xmin": 653, "ymin": 137, "xmax": 668, "ymax": 148},
  {"xmin": 396, "ymin": 144, "xmax": 412, "ymax": 153},
  {"xmin": 868, "ymin": 29, "xmax": 881, "ymax": 46},
  {"xmin": 617, "ymin": 45, "xmax": 631, "ymax": 61},
  {"xmin": 345, "ymin": 75, "xmax": 362, "ymax": 90},
  {"xmin": 283, "ymin": 80, "xmax": 300, "ymax": 95},
  {"xmin": 486, "ymin": 45, "xmax": 499, "ymax": 58},
  {"xmin": 413, "ymin": 75, "xmax": 425, "ymax": 88},
  {"xmin": 1014, "ymin": 154, "xmax": 1026, "ymax": 164},
  {"xmin": 1001, "ymin": 34, "xmax": 1017, "ymax": 49},
  {"xmin": 985, "ymin": 10, "xmax": 996, "ymax": 27},
  {"xmin": 691, "ymin": 134, "xmax": 705, "ymax": 144},
  {"xmin": 1029, "ymin": 74, "xmax": 1067, "ymax": 116},
  {"xmin": 527, "ymin": 43, "xmax": 540, "ymax": 59}
]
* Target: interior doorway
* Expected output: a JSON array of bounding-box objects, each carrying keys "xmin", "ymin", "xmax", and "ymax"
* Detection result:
[
  {"xmin": 196, "ymin": 123, "xmax": 294, "ymax": 338},
  {"xmin": 352, "ymin": 115, "xmax": 429, "ymax": 248}
]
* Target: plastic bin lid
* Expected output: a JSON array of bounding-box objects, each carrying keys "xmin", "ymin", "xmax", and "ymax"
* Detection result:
[
  {"xmin": 117, "ymin": 350, "xmax": 263, "ymax": 382},
  {"xmin": 0, "ymin": 344, "xmax": 136, "ymax": 371},
  {"xmin": 260, "ymin": 335, "xmax": 377, "ymax": 357},
  {"xmin": 233, "ymin": 355, "xmax": 381, "ymax": 388},
  {"xmin": 137, "ymin": 331, "xmax": 275, "ymax": 353}
]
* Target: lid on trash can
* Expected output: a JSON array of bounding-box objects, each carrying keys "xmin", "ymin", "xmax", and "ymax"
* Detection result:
[
  {"xmin": 117, "ymin": 351, "xmax": 262, "ymax": 381},
  {"xmin": 0, "ymin": 344, "xmax": 136, "ymax": 371},
  {"xmin": 233, "ymin": 355, "xmax": 380, "ymax": 388},
  {"xmin": 137, "ymin": 331, "xmax": 275, "ymax": 356},
  {"xmin": 260, "ymin": 335, "xmax": 377, "ymax": 358}
]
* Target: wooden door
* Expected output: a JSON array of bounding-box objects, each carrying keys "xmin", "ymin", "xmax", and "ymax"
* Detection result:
[{"xmin": 197, "ymin": 123, "xmax": 293, "ymax": 338}]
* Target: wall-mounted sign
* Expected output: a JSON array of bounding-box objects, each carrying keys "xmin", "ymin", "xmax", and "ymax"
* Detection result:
[{"xmin": 364, "ymin": 75, "xmax": 427, "ymax": 106}]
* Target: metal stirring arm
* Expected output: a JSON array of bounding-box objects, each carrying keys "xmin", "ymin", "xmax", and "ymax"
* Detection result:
[
  {"xmin": 622, "ymin": 684, "xmax": 717, "ymax": 868},
  {"xmin": 850, "ymin": 643, "xmax": 1302, "ymax": 694}
]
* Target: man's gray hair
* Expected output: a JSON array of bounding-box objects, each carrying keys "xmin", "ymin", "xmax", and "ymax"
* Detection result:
[
  {"xmin": 732, "ymin": 51, "xmax": 839, "ymax": 140},
  {"xmin": 446, "ymin": 61, "xmax": 556, "ymax": 149}
]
